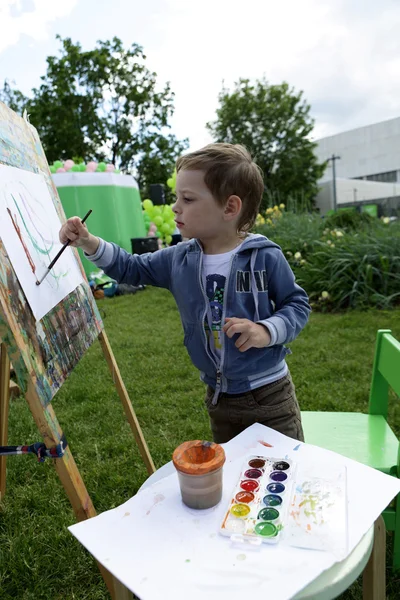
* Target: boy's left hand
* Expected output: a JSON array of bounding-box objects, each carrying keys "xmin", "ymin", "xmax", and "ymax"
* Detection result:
[{"xmin": 222, "ymin": 318, "xmax": 271, "ymax": 352}]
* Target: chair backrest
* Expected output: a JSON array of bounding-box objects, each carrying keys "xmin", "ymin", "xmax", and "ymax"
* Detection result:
[
  {"xmin": 369, "ymin": 329, "xmax": 400, "ymax": 418},
  {"xmin": 369, "ymin": 330, "xmax": 400, "ymax": 477}
]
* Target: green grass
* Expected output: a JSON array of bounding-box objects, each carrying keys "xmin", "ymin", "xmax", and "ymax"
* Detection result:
[{"xmin": 1, "ymin": 287, "xmax": 400, "ymax": 599}]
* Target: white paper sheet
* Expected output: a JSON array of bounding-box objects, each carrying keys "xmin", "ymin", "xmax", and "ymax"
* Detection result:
[
  {"xmin": 0, "ymin": 164, "xmax": 83, "ymax": 321},
  {"xmin": 69, "ymin": 424, "xmax": 400, "ymax": 600}
]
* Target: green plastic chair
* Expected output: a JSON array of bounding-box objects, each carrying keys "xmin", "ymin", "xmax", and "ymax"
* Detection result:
[{"xmin": 301, "ymin": 329, "xmax": 400, "ymax": 570}]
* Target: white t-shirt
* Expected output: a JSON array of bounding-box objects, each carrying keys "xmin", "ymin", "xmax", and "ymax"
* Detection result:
[{"xmin": 202, "ymin": 245, "xmax": 243, "ymax": 359}]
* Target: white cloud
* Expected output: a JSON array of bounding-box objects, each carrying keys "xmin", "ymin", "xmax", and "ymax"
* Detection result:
[
  {"xmin": 2, "ymin": 0, "xmax": 400, "ymax": 151},
  {"xmin": 0, "ymin": 0, "xmax": 78, "ymax": 54},
  {"xmin": 146, "ymin": 0, "xmax": 400, "ymax": 149}
]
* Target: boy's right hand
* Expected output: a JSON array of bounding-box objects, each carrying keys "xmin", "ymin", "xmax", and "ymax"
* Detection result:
[{"xmin": 59, "ymin": 217, "xmax": 100, "ymax": 255}]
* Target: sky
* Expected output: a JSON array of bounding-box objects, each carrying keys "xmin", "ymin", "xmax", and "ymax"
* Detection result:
[{"xmin": 1, "ymin": 0, "xmax": 400, "ymax": 155}]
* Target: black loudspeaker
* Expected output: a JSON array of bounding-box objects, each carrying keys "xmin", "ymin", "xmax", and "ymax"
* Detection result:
[
  {"xmin": 131, "ymin": 237, "xmax": 159, "ymax": 255},
  {"xmin": 150, "ymin": 183, "xmax": 165, "ymax": 205},
  {"xmin": 170, "ymin": 233, "xmax": 182, "ymax": 246}
]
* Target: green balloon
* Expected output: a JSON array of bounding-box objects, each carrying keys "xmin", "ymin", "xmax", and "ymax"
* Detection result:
[
  {"xmin": 78, "ymin": 163, "xmax": 86, "ymax": 172},
  {"xmin": 152, "ymin": 206, "xmax": 162, "ymax": 217},
  {"xmin": 161, "ymin": 223, "xmax": 170, "ymax": 234},
  {"xmin": 49, "ymin": 166, "xmax": 56, "ymax": 174},
  {"xmin": 156, "ymin": 231, "xmax": 162, "ymax": 238},
  {"xmin": 98, "ymin": 162, "xmax": 106, "ymax": 170},
  {"xmin": 53, "ymin": 160, "xmax": 63, "ymax": 169},
  {"xmin": 142, "ymin": 199, "xmax": 153, "ymax": 211},
  {"xmin": 154, "ymin": 216, "xmax": 163, "ymax": 227},
  {"xmin": 115, "ymin": 169, "xmax": 120, "ymax": 174},
  {"xmin": 167, "ymin": 170, "xmax": 177, "ymax": 192},
  {"xmin": 71, "ymin": 165, "xmax": 80, "ymax": 172},
  {"xmin": 165, "ymin": 234, "xmax": 172, "ymax": 244}
]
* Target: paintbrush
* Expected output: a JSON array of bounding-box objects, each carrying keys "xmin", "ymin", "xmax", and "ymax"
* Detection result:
[{"xmin": 36, "ymin": 209, "xmax": 92, "ymax": 286}]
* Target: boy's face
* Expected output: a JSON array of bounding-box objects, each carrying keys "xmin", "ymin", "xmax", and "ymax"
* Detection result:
[{"xmin": 173, "ymin": 170, "xmax": 228, "ymax": 240}]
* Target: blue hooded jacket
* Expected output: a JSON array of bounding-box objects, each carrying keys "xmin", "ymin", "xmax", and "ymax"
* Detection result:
[{"xmin": 88, "ymin": 233, "xmax": 311, "ymax": 401}]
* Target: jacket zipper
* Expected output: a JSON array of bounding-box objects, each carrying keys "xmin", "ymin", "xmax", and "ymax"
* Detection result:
[
  {"xmin": 197, "ymin": 243, "xmax": 237, "ymax": 405},
  {"xmin": 215, "ymin": 254, "xmax": 236, "ymax": 404},
  {"xmin": 198, "ymin": 249, "xmax": 219, "ymax": 372}
]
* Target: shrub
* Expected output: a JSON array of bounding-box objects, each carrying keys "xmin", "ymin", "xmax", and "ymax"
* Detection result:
[
  {"xmin": 254, "ymin": 213, "xmax": 400, "ymax": 311},
  {"xmin": 323, "ymin": 210, "xmax": 374, "ymax": 231}
]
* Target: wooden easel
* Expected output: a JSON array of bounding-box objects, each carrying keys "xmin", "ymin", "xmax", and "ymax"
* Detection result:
[
  {"xmin": 0, "ymin": 331, "xmax": 153, "ymax": 600},
  {"xmin": 0, "ymin": 100, "xmax": 153, "ymax": 598}
]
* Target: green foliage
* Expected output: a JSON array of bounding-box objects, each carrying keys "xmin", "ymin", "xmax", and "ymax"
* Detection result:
[
  {"xmin": 298, "ymin": 222, "xmax": 400, "ymax": 310},
  {"xmin": 324, "ymin": 210, "xmax": 374, "ymax": 231},
  {"xmin": 0, "ymin": 291, "xmax": 399, "ymax": 599},
  {"xmin": 207, "ymin": 79, "xmax": 326, "ymax": 211},
  {"xmin": 255, "ymin": 213, "xmax": 400, "ymax": 311},
  {"xmin": 1, "ymin": 36, "xmax": 188, "ymax": 195},
  {"xmin": 256, "ymin": 211, "xmax": 324, "ymax": 258},
  {"xmin": 0, "ymin": 80, "xmax": 27, "ymax": 114}
]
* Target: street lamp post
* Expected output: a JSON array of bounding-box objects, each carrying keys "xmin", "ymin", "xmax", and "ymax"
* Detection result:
[{"xmin": 327, "ymin": 154, "xmax": 341, "ymax": 212}]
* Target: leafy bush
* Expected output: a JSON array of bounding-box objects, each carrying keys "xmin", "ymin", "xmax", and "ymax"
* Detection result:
[
  {"xmin": 297, "ymin": 222, "xmax": 400, "ymax": 310},
  {"xmin": 255, "ymin": 211, "xmax": 324, "ymax": 260},
  {"xmin": 323, "ymin": 210, "xmax": 374, "ymax": 231},
  {"xmin": 254, "ymin": 213, "xmax": 400, "ymax": 311}
]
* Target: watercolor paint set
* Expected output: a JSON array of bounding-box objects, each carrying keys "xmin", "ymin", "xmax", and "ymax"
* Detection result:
[{"xmin": 220, "ymin": 455, "xmax": 296, "ymax": 544}]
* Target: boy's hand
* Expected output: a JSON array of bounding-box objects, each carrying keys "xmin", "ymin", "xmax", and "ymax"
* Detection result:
[
  {"xmin": 222, "ymin": 317, "xmax": 271, "ymax": 352},
  {"xmin": 59, "ymin": 217, "xmax": 99, "ymax": 255}
]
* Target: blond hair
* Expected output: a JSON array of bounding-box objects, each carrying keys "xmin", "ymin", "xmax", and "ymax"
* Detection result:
[{"xmin": 176, "ymin": 143, "xmax": 264, "ymax": 233}]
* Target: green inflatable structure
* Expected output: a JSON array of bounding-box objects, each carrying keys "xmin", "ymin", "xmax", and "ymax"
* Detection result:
[{"xmin": 53, "ymin": 172, "xmax": 146, "ymax": 277}]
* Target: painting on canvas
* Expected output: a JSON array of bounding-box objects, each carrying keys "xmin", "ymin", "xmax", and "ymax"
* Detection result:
[{"xmin": 0, "ymin": 164, "xmax": 83, "ymax": 321}]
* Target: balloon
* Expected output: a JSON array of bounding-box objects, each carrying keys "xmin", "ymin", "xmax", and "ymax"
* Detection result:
[
  {"xmin": 161, "ymin": 223, "xmax": 170, "ymax": 234},
  {"xmin": 168, "ymin": 224, "xmax": 176, "ymax": 235},
  {"xmin": 167, "ymin": 170, "xmax": 177, "ymax": 192},
  {"xmin": 49, "ymin": 166, "xmax": 56, "ymax": 174},
  {"xmin": 106, "ymin": 164, "xmax": 115, "ymax": 172},
  {"xmin": 78, "ymin": 163, "xmax": 86, "ymax": 172},
  {"xmin": 152, "ymin": 206, "xmax": 162, "ymax": 217},
  {"xmin": 53, "ymin": 160, "xmax": 63, "ymax": 169},
  {"xmin": 56, "ymin": 167, "xmax": 66, "ymax": 173},
  {"xmin": 154, "ymin": 216, "xmax": 163, "ymax": 227},
  {"xmin": 114, "ymin": 169, "xmax": 120, "ymax": 174},
  {"xmin": 142, "ymin": 199, "xmax": 153, "ymax": 211},
  {"xmin": 87, "ymin": 161, "xmax": 98, "ymax": 170},
  {"xmin": 64, "ymin": 159, "xmax": 74, "ymax": 170},
  {"xmin": 97, "ymin": 162, "xmax": 106, "ymax": 172},
  {"xmin": 165, "ymin": 235, "xmax": 172, "ymax": 244},
  {"xmin": 71, "ymin": 165, "xmax": 80, "ymax": 172},
  {"xmin": 156, "ymin": 231, "xmax": 162, "ymax": 238}
]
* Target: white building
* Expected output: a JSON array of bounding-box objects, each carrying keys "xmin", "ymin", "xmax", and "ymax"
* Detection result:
[{"xmin": 314, "ymin": 117, "xmax": 400, "ymax": 215}]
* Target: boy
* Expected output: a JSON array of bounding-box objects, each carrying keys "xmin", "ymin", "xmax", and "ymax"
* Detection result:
[{"xmin": 59, "ymin": 143, "xmax": 310, "ymax": 443}]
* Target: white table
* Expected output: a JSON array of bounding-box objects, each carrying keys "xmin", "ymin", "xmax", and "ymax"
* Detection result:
[{"xmin": 140, "ymin": 462, "xmax": 379, "ymax": 600}]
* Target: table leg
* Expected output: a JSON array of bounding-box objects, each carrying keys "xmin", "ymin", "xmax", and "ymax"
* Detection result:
[{"xmin": 362, "ymin": 515, "xmax": 386, "ymax": 600}]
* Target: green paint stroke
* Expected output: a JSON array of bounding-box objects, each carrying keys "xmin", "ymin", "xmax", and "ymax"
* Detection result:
[{"xmin": 12, "ymin": 193, "xmax": 53, "ymax": 257}]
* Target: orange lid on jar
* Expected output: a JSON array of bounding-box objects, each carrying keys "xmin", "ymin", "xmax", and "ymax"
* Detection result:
[{"xmin": 172, "ymin": 440, "xmax": 226, "ymax": 475}]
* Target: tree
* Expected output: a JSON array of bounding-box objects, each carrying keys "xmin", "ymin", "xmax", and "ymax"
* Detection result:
[
  {"xmin": 207, "ymin": 79, "xmax": 326, "ymax": 211},
  {"xmin": 136, "ymin": 132, "xmax": 187, "ymax": 203},
  {"xmin": 0, "ymin": 80, "xmax": 28, "ymax": 114},
  {"xmin": 1, "ymin": 36, "xmax": 187, "ymax": 196}
]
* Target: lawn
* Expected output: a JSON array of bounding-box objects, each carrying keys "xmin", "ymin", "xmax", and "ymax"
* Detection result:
[{"xmin": 1, "ymin": 287, "xmax": 399, "ymax": 599}]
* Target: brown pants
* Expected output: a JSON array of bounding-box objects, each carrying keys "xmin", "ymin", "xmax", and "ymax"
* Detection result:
[{"xmin": 204, "ymin": 372, "xmax": 304, "ymax": 444}]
